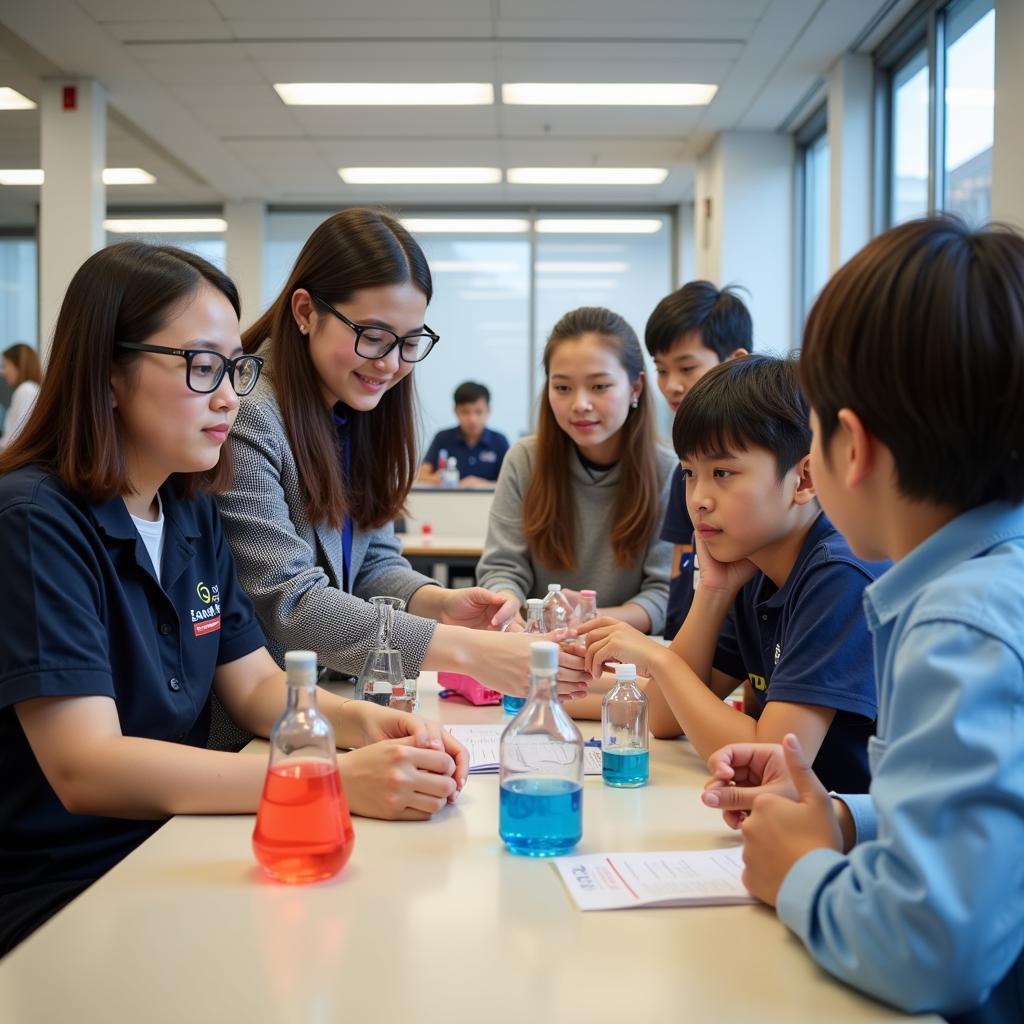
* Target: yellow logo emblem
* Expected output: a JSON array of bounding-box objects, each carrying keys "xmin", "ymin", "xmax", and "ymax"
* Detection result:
[
  {"xmin": 748, "ymin": 673, "xmax": 768, "ymax": 692},
  {"xmin": 196, "ymin": 581, "xmax": 213, "ymax": 604}
]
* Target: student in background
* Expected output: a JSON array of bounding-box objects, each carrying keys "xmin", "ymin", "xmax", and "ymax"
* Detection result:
[
  {"xmin": 477, "ymin": 306, "xmax": 675, "ymax": 635},
  {"xmin": 219, "ymin": 209, "xmax": 587, "ymax": 701},
  {"xmin": 701, "ymin": 219, "xmax": 1024, "ymax": 1023},
  {"xmin": 419, "ymin": 380, "xmax": 510, "ymax": 487},
  {"xmin": 0, "ymin": 242, "xmax": 468, "ymax": 956},
  {"xmin": 579, "ymin": 355, "xmax": 881, "ymax": 794},
  {"xmin": 0, "ymin": 343, "xmax": 42, "ymax": 451},
  {"xmin": 645, "ymin": 283, "xmax": 751, "ymax": 639}
]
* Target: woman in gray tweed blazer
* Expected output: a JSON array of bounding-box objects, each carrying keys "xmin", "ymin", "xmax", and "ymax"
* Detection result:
[{"xmin": 217, "ymin": 209, "xmax": 588, "ymax": 698}]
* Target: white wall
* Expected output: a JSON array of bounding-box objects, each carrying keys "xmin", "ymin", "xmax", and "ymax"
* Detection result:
[{"xmin": 696, "ymin": 131, "xmax": 795, "ymax": 352}]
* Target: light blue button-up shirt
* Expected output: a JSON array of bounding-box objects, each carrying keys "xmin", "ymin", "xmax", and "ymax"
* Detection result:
[{"xmin": 776, "ymin": 501, "xmax": 1024, "ymax": 1018}]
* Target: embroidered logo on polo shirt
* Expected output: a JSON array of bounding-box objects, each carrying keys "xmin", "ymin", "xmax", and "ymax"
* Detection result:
[
  {"xmin": 480, "ymin": 450, "xmax": 497, "ymax": 463},
  {"xmin": 190, "ymin": 580, "xmax": 221, "ymax": 638},
  {"xmin": 774, "ymin": 643, "xmax": 782, "ymax": 665},
  {"xmin": 749, "ymin": 673, "xmax": 768, "ymax": 692}
]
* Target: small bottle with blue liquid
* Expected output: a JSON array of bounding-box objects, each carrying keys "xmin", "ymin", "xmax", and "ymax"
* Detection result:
[
  {"xmin": 499, "ymin": 640, "xmax": 584, "ymax": 857},
  {"xmin": 502, "ymin": 598, "xmax": 544, "ymax": 715},
  {"xmin": 601, "ymin": 662, "xmax": 649, "ymax": 787}
]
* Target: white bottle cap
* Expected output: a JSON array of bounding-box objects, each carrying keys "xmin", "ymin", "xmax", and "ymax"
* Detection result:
[
  {"xmin": 449, "ymin": 456, "xmax": 458, "ymax": 467},
  {"xmin": 530, "ymin": 640, "xmax": 559, "ymax": 671},
  {"xmin": 526, "ymin": 598, "xmax": 544, "ymax": 608},
  {"xmin": 614, "ymin": 662, "xmax": 637, "ymax": 682},
  {"xmin": 547, "ymin": 583, "xmax": 562, "ymax": 592},
  {"xmin": 285, "ymin": 650, "xmax": 317, "ymax": 670}
]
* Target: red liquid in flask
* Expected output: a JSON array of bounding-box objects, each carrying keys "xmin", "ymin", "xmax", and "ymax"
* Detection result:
[{"xmin": 252, "ymin": 760, "xmax": 355, "ymax": 883}]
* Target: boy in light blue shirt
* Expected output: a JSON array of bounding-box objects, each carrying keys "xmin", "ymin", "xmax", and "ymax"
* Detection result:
[{"xmin": 701, "ymin": 217, "xmax": 1024, "ymax": 1023}]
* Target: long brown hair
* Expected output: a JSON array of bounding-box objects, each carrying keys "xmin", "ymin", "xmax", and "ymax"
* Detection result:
[
  {"xmin": 0, "ymin": 242, "xmax": 240, "ymax": 500},
  {"xmin": 524, "ymin": 307, "xmax": 660, "ymax": 570},
  {"xmin": 3, "ymin": 343, "xmax": 42, "ymax": 386},
  {"xmin": 243, "ymin": 208, "xmax": 431, "ymax": 530}
]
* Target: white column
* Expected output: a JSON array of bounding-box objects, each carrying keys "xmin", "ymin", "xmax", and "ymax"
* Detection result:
[
  {"xmin": 224, "ymin": 201, "xmax": 266, "ymax": 330},
  {"xmin": 827, "ymin": 54, "xmax": 873, "ymax": 269},
  {"xmin": 695, "ymin": 131, "xmax": 795, "ymax": 352},
  {"xmin": 675, "ymin": 201, "xmax": 696, "ymax": 285},
  {"xmin": 39, "ymin": 78, "xmax": 106, "ymax": 363},
  {"xmin": 992, "ymin": 0, "xmax": 1024, "ymax": 228}
]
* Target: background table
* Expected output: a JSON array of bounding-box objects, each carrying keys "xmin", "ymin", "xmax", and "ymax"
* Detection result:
[
  {"xmin": 0, "ymin": 676, "xmax": 938, "ymax": 1024},
  {"xmin": 397, "ymin": 532, "xmax": 484, "ymax": 587}
]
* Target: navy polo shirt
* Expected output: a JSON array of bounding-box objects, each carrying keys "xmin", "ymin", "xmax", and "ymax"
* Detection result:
[
  {"xmin": 712, "ymin": 512, "xmax": 884, "ymax": 793},
  {"xmin": 0, "ymin": 466, "xmax": 265, "ymax": 937},
  {"xmin": 660, "ymin": 463, "xmax": 694, "ymax": 639},
  {"xmin": 424, "ymin": 426, "xmax": 510, "ymax": 482}
]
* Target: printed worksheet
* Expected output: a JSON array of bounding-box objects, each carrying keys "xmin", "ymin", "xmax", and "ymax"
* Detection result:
[
  {"xmin": 553, "ymin": 847, "xmax": 756, "ymax": 911},
  {"xmin": 445, "ymin": 724, "xmax": 602, "ymax": 775}
]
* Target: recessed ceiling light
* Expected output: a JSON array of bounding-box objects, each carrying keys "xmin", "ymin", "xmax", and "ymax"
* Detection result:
[
  {"xmin": 535, "ymin": 219, "xmax": 664, "ymax": 234},
  {"xmin": 508, "ymin": 167, "xmax": 668, "ymax": 186},
  {"xmin": 0, "ymin": 169, "xmax": 44, "ymax": 185},
  {"xmin": 402, "ymin": 218, "xmax": 529, "ymax": 233},
  {"xmin": 0, "ymin": 167, "xmax": 157, "ymax": 186},
  {"xmin": 276, "ymin": 83, "xmax": 494, "ymax": 105},
  {"xmin": 502, "ymin": 83, "xmax": 717, "ymax": 106},
  {"xmin": 535, "ymin": 261, "xmax": 629, "ymax": 273},
  {"xmin": 103, "ymin": 167, "xmax": 157, "ymax": 185},
  {"xmin": 103, "ymin": 218, "xmax": 227, "ymax": 233},
  {"xmin": 339, "ymin": 167, "xmax": 501, "ymax": 185},
  {"xmin": 0, "ymin": 87, "xmax": 36, "ymax": 110}
]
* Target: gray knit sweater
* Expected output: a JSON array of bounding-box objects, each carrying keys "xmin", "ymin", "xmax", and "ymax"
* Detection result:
[{"xmin": 476, "ymin": 436, "xmax": 676, "ymax": 634}]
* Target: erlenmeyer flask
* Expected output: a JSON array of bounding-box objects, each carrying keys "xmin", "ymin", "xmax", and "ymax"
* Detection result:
[{"xmin": 355, "ymin": 596, "xmax": 411, "ymax": 710}]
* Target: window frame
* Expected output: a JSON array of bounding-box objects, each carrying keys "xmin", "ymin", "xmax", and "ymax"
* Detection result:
[{"xmin": 793, "ymin": 104, "xmax": 830, "ymax": 326}]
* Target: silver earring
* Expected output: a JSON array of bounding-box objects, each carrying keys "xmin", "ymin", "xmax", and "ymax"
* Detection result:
[
  {"xmin": 631, "ymin": 398, "xmax": 639, "ymax": 409},
  {"xmin": 299, "ymin": 324, "xmax": 307, "ymax": 334}
]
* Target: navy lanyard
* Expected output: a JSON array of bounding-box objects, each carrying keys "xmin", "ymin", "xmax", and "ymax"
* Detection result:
[{"xmin": 332, "ymin": 407, "xmax": 354, "ymax": 593}]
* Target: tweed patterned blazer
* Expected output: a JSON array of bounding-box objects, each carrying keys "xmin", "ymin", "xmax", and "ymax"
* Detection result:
[{"xmin": 215, "ymin": 369, "xmax": 439, "ymax": 679}]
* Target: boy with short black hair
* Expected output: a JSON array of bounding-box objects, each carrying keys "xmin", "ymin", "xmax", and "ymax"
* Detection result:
[
  {"xmin": 420, "ymin": 380, "xmax": 510, "ymax": 486},
  {"xmin": 701, "ymin": 218, "xmax": 1024, "ymax": 1023},
  {"xmin": 580, "ymin": 354, "xmax": 882, "ymax": 793},
  {"xmin": 645, "ymin": 282, "xmax": 752, "ymax": 638}
]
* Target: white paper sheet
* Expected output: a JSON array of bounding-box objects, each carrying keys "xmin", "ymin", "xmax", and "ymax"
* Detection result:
[
  {"xmin": 445, "ymin": 723, "xmax": 602, "ymax": 775},
  {"xmin": 552, "ymin": 847, "xmax": 756, "ymax": 911}
]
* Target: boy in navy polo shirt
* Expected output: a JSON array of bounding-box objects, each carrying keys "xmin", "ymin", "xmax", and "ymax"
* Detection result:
[
  {"xmin": 419, "ymin": 381, "xmax": 510, "ymax": 486},
  {"xmin": 701, "ymin": 220, "xmax": 1024, "ymax": 1022},
  {"xmin": 644, "ymin": 282, "xmax": 751, "ymax": 639},
  {"xmin": 581, "ymin": 355, "xmax": 881, "ymax": 793}
]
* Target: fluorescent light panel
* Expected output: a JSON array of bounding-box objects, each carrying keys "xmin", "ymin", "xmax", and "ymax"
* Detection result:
[
  {"xmin": 276, "ymin": 82, "xmax": 494, "ymax": 105},
  {"xmin": 340, "ymin": 167, "xmax": 501, "ymax": 185},
  {"xmin": 0, "ymin": 87, "xmax": 36, "ymax": 110},
  {"xmin": 508, "ymin": 167, "xmax": 668, "ymax": 185},
  {"xmin": 403, "ymin": 218, "xmax": 529, "ymax": 233},
  {"xmin": 535, "ymin": 219, "xmax": 664, "ymax": 234},
  {"xmin": 104, "ymin": 218, "xmax": 226, "ymax": 233},
  {"xmin": 502, "ymin": 83, "xmax": 717, "ymax": 106},
  {"xmin": 0, "ymin": 167, "xmax": 156, "ymax": 186}
]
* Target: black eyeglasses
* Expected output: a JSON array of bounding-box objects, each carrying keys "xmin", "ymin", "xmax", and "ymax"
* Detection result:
[
  {"xmin": 116, "ymin": 343, "xmax": 264, "ymax": 396},
  {"xmin": 309, "ymin": 292, "xmax": 439, "ymax": 364}
]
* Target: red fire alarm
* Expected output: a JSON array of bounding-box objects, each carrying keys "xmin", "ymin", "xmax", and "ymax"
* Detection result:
[{"xmin": 62, "ymin": 86, "xmax": 77, "ymax": 110}]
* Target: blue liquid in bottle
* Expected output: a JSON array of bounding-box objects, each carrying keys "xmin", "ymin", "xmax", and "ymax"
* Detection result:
[
  {"xmin": 601, "ymin": 748, "xmax": 650, "ymax": 788},
  {"xmin": 502, "ymin": 695, "xmax": 527, "ymax": 715},
  {"xmin": 499, "ymin": 777, "xmax": 582, "ymax": 856}
]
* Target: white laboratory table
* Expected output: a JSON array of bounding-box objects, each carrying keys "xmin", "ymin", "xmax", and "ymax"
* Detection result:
[{"xmin": 0, "ymin": 675, "xmax": 938, "ymax": 1024}]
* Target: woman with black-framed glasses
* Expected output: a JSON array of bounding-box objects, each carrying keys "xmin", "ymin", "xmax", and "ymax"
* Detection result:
[
  {"xmin": 217, "ymin": 208, "xmax": 590, "ymax": 710},
  {"xmin": 0, "ymin": 240, "xmax": 469, "ymax": 956}
]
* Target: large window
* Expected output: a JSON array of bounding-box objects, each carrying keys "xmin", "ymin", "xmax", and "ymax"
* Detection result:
[
  {"xmin": 943, "ymin": 0, "xmax": 995, "ymax": 223},
  {"xmin": 0, "ymin": 235, "xmax": 38, "ymax": 347},
  {"xmin": 877, "ymin": 0, "xmax": 994, "ymax": 228},
  {"xmin": 796, "ymin": 109, "xmax": 831, "ymax": 322},
  {"xmin": 264, "ymin": 211, "xmax": 673, "ymax": 449}
]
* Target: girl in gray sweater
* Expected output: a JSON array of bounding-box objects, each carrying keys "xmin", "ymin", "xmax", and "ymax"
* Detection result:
[{"xmin": 477, "ymin": 307, "xmax": 675, "ymax": 635}]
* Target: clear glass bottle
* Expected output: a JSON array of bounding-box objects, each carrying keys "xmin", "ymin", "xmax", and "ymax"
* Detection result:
[
  {"xmin": 601, "ymin": 662, "xmax": 650, "ymax": 788},
  {"xmin": 542, "ymin": 582, "xmax": 574, "ymax": 633},
  {"xmin": 499, "ymin": 640, "xmax": 583, "ymax": 856},
  {"xmin": 570, "ymin": 589, "xmax": 598, "ymax": 645},
  {"xmin": 356, "ymin": 596, "xmax": 413, "ymax": 710},
  {"xmin": 253, "ymin": 650, "xmax": 355, "ymax": 883},
  {"xmin": 502, "ymin": 598, "xmax": 545, "ymax": 715},
  {"xmin": 442, "ymin": 455, "xmax": 460, "ymax": 488}
]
